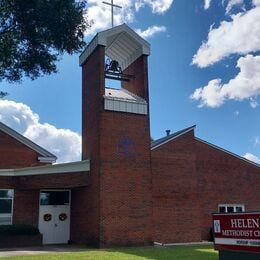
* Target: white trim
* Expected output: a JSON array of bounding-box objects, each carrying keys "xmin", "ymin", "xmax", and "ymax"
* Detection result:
[
  {"xmin": 195, "ymin": 137, "xmax": 260, "ymax": 168},
  {"xmin": 79, "ymin": 24, "xmax": 150, "ymax": 68},
  {"xmin": 151, "ymin": 126, "xmax": 196, "ymax": 150},
  {"xmin": 218, "ymin": 204, "xmax": 245, "ymax": 213},
  {"xmin": 0, "ymin": 160, "xmax": 90, "ymax": 176},
  {"xmin": 0, "ymin": 122, "xmax": 57, "ymax": 162},
  {"xmin": 38, "ymin": 156, "xmax": 57, "ymax": 163}
]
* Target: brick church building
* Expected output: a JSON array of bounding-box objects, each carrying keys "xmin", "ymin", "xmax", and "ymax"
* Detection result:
[{"xmin": 0, "ymin": 24, "xmax": 259, "ymax": 247}]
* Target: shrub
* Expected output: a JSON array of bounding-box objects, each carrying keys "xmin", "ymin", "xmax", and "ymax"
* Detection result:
[{"xmin": 0, "ymin": 224, "xmax": 40, "ymax": 236}]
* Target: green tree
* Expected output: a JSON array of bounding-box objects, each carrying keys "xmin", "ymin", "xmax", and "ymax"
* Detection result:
[{"xmin": 0, "ymin": 0, "xmax": 90, "ymax": 89}]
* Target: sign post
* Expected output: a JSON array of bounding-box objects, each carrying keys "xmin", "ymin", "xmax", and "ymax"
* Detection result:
[{"xmin": 213, "ymin": 212, "xmax": 260, "ymax": 260}]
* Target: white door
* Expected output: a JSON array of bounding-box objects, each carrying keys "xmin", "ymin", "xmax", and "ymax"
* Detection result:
[{"xmin": 38, "ymin": 190, "xmax": 70, "ymax": 244}]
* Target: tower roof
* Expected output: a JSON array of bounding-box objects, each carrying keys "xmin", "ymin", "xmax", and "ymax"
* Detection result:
[{"xmin": 79, "ymin": 24, "xmax": 150, "ymax": 70}]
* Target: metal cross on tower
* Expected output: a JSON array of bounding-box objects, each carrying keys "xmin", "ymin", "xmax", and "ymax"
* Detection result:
[{"xmin": 102, "ymin": 0, "xmax": 122, "ymax": 28}]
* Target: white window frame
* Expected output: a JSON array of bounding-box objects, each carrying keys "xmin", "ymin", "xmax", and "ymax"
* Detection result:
[
  {"xmin": 218, "ymin": 204, "xmax": 245, "ymax": 213},
  {"xmin": 0, "ymin": 189, "xmax": 14, "ymax": 225}
]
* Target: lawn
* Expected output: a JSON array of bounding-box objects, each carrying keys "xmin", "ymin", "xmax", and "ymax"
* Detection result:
[{"xmin": 0, "ymin": 245, "xmax": 218, "ymax": 260}]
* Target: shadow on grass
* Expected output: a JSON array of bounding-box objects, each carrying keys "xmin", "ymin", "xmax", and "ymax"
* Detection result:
[{"xmin": 106, "ymin": 245, "xmax": 219, "ymax": 260}]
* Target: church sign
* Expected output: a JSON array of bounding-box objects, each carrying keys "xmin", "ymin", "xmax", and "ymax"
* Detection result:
[{"xmin": 213, "ymin": 212, "xmax": 260, "ymax": 253}]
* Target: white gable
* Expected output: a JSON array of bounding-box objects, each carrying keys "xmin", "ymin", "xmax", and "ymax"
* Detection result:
[{"xmin": 79, "ymin": 24, "xmax": 150, "ymax": 70}]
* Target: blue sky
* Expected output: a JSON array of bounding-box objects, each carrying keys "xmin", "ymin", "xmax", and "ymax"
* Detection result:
[{"xmin": 0, "ymin": 0, "xmax": 259, "ymax": 164}]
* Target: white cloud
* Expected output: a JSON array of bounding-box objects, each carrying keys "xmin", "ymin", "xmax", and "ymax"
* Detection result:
[
  {"xmin": 192, "ymin": 6, "xmax": 260, "ymax": 68},
  {"xmin": 204, "ymin": 0, "xmax": 212, "ymax": 10},
  {"xmin": 249, "ymin": 97, "xmax": 259, "ymax": 108},
  {"xmin": 86, "ymin": 0, "xmax": 134, "ymax": 36},
  {"xmin": 190, "ymin": 55, "xmax": 260, "ymax": 107},
  {"xmin": 135, "ymin": 25, "xmax": 166, "ymax": 38},
  {"xmin": 135, "ymin": 0, "xmax": 174, "ymax": 14},
  {"xmin": 244, "ymin": 153, "xmax": 260, "ymax": 164},
  {"xmin": 254, "ymin": 137, "xmax": 260, "ymax": 146},
  {"xmin": 234, "ymin": 110, "xmax": 239, "ymax": 116},
  {"xmin": 85, "ymin": 0, "xmax": 172, "ymax": 36},
  {"xmin": 225, "ymin": 0, "xmax": 244, "ymax": 14},
  {"xmin": 253, "ymin": 0, "xmax": 260, "ymax": 7},
  {"xmin": 190, "ymin": 79, "xmax": 225, "ymax": 108},
  {"xmin": 0, "ymin": 100, "xmax": 81, "ymax": 163}
]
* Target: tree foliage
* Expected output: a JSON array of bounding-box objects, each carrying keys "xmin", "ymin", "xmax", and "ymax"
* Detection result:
[{"xmin": 0, "ymin": 0, "xmax": 89, "ymax": 83}]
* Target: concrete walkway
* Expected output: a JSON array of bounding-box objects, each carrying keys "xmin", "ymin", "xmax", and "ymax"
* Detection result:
[{"xmin": 0, "ymin": 245, "xmax": 87, "ymax": 258}]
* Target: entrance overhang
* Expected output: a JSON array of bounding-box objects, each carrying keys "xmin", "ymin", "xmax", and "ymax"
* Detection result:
[{"xmin": 0, "ymin": 160, "xmax": 90, "ymax": 189}]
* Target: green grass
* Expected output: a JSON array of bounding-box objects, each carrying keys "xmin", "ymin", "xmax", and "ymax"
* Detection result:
[{"xmin": 0, "ymin": 245, "xmax": 218, "ymax": 260}]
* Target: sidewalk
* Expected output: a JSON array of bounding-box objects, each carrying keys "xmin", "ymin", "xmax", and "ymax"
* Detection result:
[{"xmin": 0, "ymin": 245, "xmax": 87, "ymax": 257}]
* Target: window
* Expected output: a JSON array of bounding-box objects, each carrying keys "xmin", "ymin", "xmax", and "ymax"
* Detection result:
[
  {"xmin": 218, "ymin": 204, "xmax": 245, "ymax": 213},
  {"xmin": 0, "ymin": 189, "xmax": 14, "ymax": 225},
  {"xmin": 40, "ymin": 191, "xmax": 70, "ymax": 206}
]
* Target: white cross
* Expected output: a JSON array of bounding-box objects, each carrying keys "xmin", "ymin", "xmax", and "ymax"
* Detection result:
[{"xmin": 102, "ymin": 0, "xmax": 122, "ymax": 28}]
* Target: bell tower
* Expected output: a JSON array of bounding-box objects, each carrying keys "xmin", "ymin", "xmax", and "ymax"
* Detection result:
[{"xmin": 78, "ymin": 24, "xmax": 152, "ymax": 247}]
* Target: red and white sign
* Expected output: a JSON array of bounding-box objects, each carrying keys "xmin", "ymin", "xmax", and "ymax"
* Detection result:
[{"xmin": 213, "ymin": 212, "xmax": 260, "ymax": 253}]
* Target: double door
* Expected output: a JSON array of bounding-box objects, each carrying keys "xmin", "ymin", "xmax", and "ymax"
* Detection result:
[{"xmin": 38, "ymin": 190, "xmax": 70, "ymax": 244}]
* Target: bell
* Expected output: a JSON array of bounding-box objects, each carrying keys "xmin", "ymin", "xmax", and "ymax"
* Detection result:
[{"xmin": 110, "ymin": 60, "xmax": 119, "ymax": 72}]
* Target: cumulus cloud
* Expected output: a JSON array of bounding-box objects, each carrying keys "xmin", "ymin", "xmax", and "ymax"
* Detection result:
[
  {"xmin": 0, "ymin": 100, "xmax": 81, "ymax": 163},
  {"xmin": 85, "ymin": 0, "xmax": 172, "ymax": 36},
  {"xmin": 192, "ymin": 6, "xmax": 260, "ymax": 68},
  {"xmin": 225, "ymin": 0, "xmax": 244, "ymax": 14},
  {"xmin": 190, "ymin": 55, "xmax": 260, "ymax": 107},
  {"xmin": 244, "ymin": 153, "xmax": 260, "ymax": 164},
  {"xmin": 204, "ymin": 0, "xmax": 212, "ymax": 10},
  {"xmin": 135, "ymin": 25, "xmax": 166, "ymax": 38},
  {"xmin": 135, "ymin": 0, "xmax": 174, "ymax": 14},
  {"xmin": 253, "ymin": 0, "xmax": 260, "ymax": 7}
]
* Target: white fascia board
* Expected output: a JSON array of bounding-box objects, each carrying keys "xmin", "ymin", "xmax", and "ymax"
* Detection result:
[
  {"xmin": 151, "ymin": 126, "xmax": 196, "ymax": 150},
  {"xmin": 195, "ymin": 137, "xmax": 260, "ymax": 168},
  {"xmin": 38, "ymin": 156, "xmax": 57, "ymax": 164},
  {"xmin": 0, "ymin": 160, "xmax": 90, "ymax": 176},
  {"xmin": 79, "ymin": 34, "xmax": 100, "ymax": 65}
]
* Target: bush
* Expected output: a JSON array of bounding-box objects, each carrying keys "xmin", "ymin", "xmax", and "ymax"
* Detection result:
[{"xmin": 0, "ymin": 224, "xmax": 40, "ymax": 236}]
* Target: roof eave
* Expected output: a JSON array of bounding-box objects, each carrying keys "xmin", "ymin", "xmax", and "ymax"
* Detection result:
[
  {"xmin": 151, "ymin": 125, "xmax": 196, "ymax": 150},
  {"xmin": 0, "ymin": 122, "xmax": 57, "ymax": 159},
  {"xmin": 0, "ymin": 160, "xmax": 90, "ymax": 176},
  {"xmin": 195, "ymin": 137, "xmax": 260, "ymax": 168},
  {"xmin": 79, "ymin": 24, "xmax": 150, "ymax": 68}
]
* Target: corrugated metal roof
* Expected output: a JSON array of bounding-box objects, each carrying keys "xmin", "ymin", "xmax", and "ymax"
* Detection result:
[
  {"xmin": 151, "ymin": 125, "xmax": 196, "ymax": 150},
  {"xmin": 105, "ymin": 88, "xmax": 136, "ymax": 101},
  {"xmin": 79, "ymin": 24, "xmax": 150, "ymax": 70},
  {"xmin": 104, "ymin": 88, "xmax": 147, "ymax": 115}
]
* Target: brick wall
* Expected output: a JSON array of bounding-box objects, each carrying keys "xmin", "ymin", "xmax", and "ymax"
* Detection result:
[
  {"xmin": 122, "ymin": 55, "xmax": 149, "ymax": 100},
  {"xmin": 151, "ymin": 130, "xmax": 201, "ymax": 243},
  {"xmin": 151, "ymin": 131, "xmax": 260, "ymax": 243},
  {"xmin": 70, "ymin": 46, "xmax": 105, "ymax": 246},
  {"xmin": 0, "ymin": 131, "xmax": 44, "ymax": 168},
  {"xmin": 77, "ymin": 44, "xmax": 152, "ymax": 246},
  {"xmin": 98, "ymin": 110, "xmax": 152, "ymax": 247},
  {"xmin": 16, "ymin": 172, "xmax": 89, "ymax": 190},
  {"xmin": 195, "ymin": 139, "xmax": 260, "ymax": 240},
  {"xmin": 13, "ymin": 189, "xmax": 39, "ymax": 226}
]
